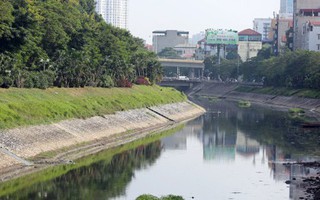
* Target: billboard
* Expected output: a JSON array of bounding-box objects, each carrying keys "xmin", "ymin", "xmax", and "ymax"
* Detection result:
[{"xmin": 205, "ymin": 29, "xmax": 238, "ymax": 45}]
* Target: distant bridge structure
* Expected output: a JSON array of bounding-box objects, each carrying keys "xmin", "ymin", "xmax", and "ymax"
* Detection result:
[
  {"xmin": 158, "ymin": 58, "xmax": 204, "ymax": 79},
  {"xmin": 157, "ymin": 78, "xmax": 202, "ymax": 89}
]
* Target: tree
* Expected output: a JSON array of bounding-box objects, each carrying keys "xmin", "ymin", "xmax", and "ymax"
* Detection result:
[
  {"xmin": 257, "ymin": 44, "xmax": 273, "ymax": 60},
  {"xmin": 0, "ymin": 0, "xmax": 162, "ymax": 89},
  {"xmin": 0, "ymin": 0, "xmax": 14, "ymax": 39},
  {"xmin": 226, "ymin": 50, "xmax": 239, "ymax": 60}
]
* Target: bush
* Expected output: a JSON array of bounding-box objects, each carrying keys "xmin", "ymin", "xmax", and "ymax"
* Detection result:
[
  {"xmin": 24, "ymin": 75, "xmax": 35, "ymax": 88},
  {"xmin": 117, "ymin": 78, "xmax": 133, "ymax": 88},
  {"xmin": 136, "ymin": 194, "xmax": 159, "ymax": 200},
  {"xmin": 0, "ymin": 76, "xmax": 12, "ymax": 88},
  {"xmin": 160, "ymin": 195, "xmax": 184, "ymax": 200},
  {"xmin": 99, "ymin": 75, "xmax": 114, "ymax": 88},
  {"xmin": 136, "ymin": 194, "xmax": 184, "ymax": 200},
  {"xmin": 136, "ymin": 76, "xmax": 150, "ymax": 85}
]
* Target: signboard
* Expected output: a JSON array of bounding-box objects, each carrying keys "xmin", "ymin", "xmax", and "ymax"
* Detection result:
[{"xmin": 205, "ymin": 29, "xmax": 238, "ymax": 45}]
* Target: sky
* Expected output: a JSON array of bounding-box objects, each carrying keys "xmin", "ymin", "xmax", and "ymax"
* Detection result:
[{"xmin": 128, "ymin": 0, "xmax": 280, "ymax": 44}]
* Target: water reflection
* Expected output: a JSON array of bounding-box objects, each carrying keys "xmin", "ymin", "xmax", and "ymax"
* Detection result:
[
  {"xmin": 1, "ymin": 101, "xmax": 320, "ymax": 200},
  {"xmin": 0, "ymin": 142, "xmax": 162, "ymax": 200},
  {"xmin": 158, "ymin": 102, "xmax": 320, "ymax": 200}
]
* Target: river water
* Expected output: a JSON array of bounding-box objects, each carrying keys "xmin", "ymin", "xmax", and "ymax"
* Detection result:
[{"xmin": 1, "ymin": 100, "xmax": 320, "ymax": 200}]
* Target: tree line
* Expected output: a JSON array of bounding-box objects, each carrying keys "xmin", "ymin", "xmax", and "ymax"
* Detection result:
[
  {"xmin": 203, "ymin": 45, "xmax": 320, "ymax": 90},
  {"xmin": 0, "ymin": 0, "xmax": 162, "ymax": 89},
  {"xmin": 240, "ymin": 48, "xmax": 320, "ymax": 89}
]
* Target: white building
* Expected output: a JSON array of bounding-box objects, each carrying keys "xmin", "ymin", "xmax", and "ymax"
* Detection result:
[
  {"xmin": 190, "ymin": 32, "xmax": 205, "ymax": 45},
  {"xmin": 280, "ymin": 0, "xmax": 294, "ymax": 19},
  {"xmin": 253, "ymin": 18, "xmax": 272, "ymax": 42},
  {"xmin": 95, "ymin": 0, "xmax": 128, "ymax": 29},
  {"xmin": 293, "ymin": 0, "xmax": 320, "ymax": 50},
  {"xmin": 302, "ymin": 21, "xmax": 320, "ymax": 51}
]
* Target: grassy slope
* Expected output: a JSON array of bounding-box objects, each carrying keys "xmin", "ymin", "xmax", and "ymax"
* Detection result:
[
  {"xmin": 0, "ymin": 85, "xmax": 186, "ymax": 129},
  {"xmin": 235, "ymin": 86, "xmax": 320, "ymax": 99}
]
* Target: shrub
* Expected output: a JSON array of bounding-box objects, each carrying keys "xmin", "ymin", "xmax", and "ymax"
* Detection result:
[
  {"xmin": 136, "ymin": 76, "xmax": 151, "ymax": 85},
  {"xmin": 0, "ymin": 76, "xmax": 12, "ymax": 88},
  {"xmin": 135, "ymin": 194, "xmax": 184, "ymax": 200},
  {"xmin": 117, "ymin": 78, "xmax": 133, "ymax": 88},
  {"xmin": 160, "ymin": 195, "xmax": 184, "ymax": 200},
  {"xmin": 136, "ymin": 194, "xmax": 159, "ymax": 200},
  {"xmin": 99, "ymin": 75, "xmax": 114, "ymax": 88}
]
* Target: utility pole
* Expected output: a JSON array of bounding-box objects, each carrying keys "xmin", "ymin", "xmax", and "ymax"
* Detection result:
[{"xmin": 274, "ymin": 14, "xmax": 279, "ymax": 56}]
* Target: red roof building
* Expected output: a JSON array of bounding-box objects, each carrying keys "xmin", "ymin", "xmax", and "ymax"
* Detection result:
[
  {"xmin": 238, "ymin": 29, "xmax": 262, "ymax": 61},
  {"xmin": 238, "ymin": 29, "xmax": 262, "ymax": 36}
]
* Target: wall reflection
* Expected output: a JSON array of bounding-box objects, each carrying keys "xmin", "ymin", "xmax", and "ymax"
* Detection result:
[{"xmin": 0, "ymin": 141, "xmax": 162, "ymax": 200}]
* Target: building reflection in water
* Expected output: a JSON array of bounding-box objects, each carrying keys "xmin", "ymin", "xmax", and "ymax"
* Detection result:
[
  {"xmin": 200, "ymin": 112, "xmax": 261, "ymax": 162},
  {"xmin": 161, "ymin": 116, "xmax": 203, "ymax": 150},
  {"xmin": 177, "ymin": 108, "xmax": 320, "ymax": 200},
  {"xmin": 197, "ymin": 109, "xmax": 320, "ymax": 200}
]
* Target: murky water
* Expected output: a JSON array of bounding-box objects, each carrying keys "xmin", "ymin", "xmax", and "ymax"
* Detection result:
[{"xmin": 1, "ymin": 100, "xmax": 320, "ymax": 200}]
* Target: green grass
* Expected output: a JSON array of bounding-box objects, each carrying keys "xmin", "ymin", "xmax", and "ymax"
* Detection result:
[
  {"xmin": 288, "ymin": 108, "xmax": 305, "ymax": 114},
  {"xmin": 0, "ymin": 85, "xmax": 186, "ymax": 129},
  {"xmin": 197, "ymin": 95, "xmax": 220, "ymax": 102},
  {"xmin": 238, "ymin": 100, "xmax": 251, "ymax": 108},
  {"xmin": 235, "ymin": 86, "xmax": 320, "ymax": 98}
]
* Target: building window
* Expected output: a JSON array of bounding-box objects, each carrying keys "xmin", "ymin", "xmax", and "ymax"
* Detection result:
[
  {"xmin": 317, "ymin": 44, "xmax": 320, "ymax": 51},
  {"xmin": 318, "ymin": 34, "xmax": 320, "ymax": 40}
]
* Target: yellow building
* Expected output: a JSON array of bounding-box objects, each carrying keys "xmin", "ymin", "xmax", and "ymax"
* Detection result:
[{"xmin": 238, "ymin": 29, "xmax": 262, "ymax": 62}]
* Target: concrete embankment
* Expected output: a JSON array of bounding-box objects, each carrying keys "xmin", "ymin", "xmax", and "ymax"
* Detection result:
[
  {"xmin": 0, "ymin": 101, "xmax": 205, "ymax": 178},
  {"xmin": 194, "ymin": 82, "xmax": 320, "ymax": 113}
]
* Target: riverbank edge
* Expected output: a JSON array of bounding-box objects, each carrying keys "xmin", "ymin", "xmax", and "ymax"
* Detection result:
[
  {"xmin": 192, "ymin": 82, "xmax": 320, "ymax": 118},
  {"xmin": 0, "ymin": 101, "xmax": 206, "ymax": 183}
]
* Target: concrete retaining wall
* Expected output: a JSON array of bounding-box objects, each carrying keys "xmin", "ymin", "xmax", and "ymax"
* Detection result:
[
  {"xmin": 196, "ymin": 82, "xmax": 320, "ymax": 113},
  {"xmin": 226, "ymin": 91, "xmax": 320, "ymax": 112},
  {"xmin": 0, "ymin": 101, "xmax": 205, "ymax": 171}
]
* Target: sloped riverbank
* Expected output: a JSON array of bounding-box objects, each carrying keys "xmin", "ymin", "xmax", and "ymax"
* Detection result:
[
  {"xmin": 192, "ymin": 82, "xmax": 320, "ymax": 116},
  {"xmin": 0, "ymin": 101, "xmax": 205, "ymax": 182}
]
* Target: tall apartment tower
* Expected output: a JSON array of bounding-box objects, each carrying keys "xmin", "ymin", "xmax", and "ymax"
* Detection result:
[
  {"xmin": 293, "ymin": 0, "xmax": 320, "ymax": 50},
  {"xmin": 280, "ymin": 0, "xmax": 294, "ymax": 19},
  {"xmin": 95, "ymin": 0, "xmax": 128, "ymax": 29},
  {"xmin": 253, "ymin": 18, "xmax": 272, "ymax": 42}
]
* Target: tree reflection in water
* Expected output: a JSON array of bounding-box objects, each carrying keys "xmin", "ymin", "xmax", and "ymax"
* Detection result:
[{"xmin": 2, "ymin": 141, "xmax": 162, "ymax": 200}]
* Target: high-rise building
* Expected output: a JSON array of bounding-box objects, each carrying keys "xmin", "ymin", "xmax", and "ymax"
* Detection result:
[
  {"xmin": 253, "ymin": 18, "xmax": 272, "ymax": 42},
  {"xmin": 280, "ymin": 0, "xmax": 294, "ymax": 19},
  {"xmin": 95, "ymin": 0, "xmax": 128, "ymax": 29}
]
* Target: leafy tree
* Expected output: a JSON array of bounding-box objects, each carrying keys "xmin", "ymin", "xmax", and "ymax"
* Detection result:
[
  {"xmin": 226, "ymin": 50, "xmax": 239, "ymax": 60},
  {"xmin": 0, "ymin": 0, "xmax": 162, "ymax": 89},
  {"xmin": 240, "ymin": 50, "xmax": 320, "ymax": 89},
  {"xmin": 0, "ymin": 0, "xmax": 14, "ymax": 39},
  {"xmin": 257, "ymin": 44, "xmax": 273, "ymax": 60},
  {"xmin": 203, "ymin": 56, "xmax": 218, "ymax": 79}
]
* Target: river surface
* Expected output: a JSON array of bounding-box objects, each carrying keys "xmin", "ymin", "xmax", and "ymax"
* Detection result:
[{"xmin": 1, "ymin": 100, "xmax": 320, "ymax": 200}]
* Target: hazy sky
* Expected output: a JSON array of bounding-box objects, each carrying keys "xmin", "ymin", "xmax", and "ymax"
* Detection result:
[{"xmin": 128, "ymin": 0, "xmax": 280, "ymax": 44}]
